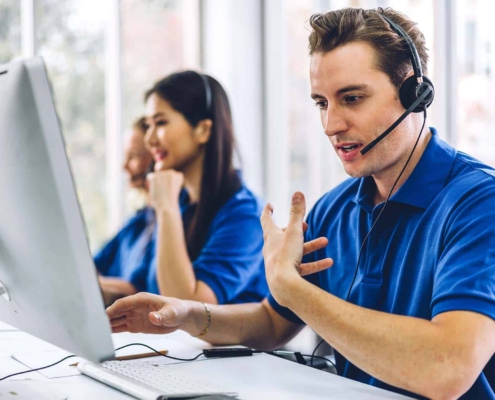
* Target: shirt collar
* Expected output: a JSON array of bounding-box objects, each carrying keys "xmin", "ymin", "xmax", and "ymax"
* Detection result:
[
  {"xmin": 353, "ymin": 128, "xmax": 457, "ymax": 211},
  {"xmin": 353, "ymin": 176, "xmax": 376, "ymax": 214}
]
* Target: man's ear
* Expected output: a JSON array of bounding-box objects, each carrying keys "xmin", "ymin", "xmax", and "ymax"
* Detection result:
[{"xmin": 194, "ymin": 119, "xmax": 212, "ymax": 145}]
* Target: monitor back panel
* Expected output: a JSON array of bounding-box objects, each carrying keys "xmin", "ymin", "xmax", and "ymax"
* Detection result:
[{"xmin": 0, "ymin": 58, "xmax": 114, "ymax": 363}]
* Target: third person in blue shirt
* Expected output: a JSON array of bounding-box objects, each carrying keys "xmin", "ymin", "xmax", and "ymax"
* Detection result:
[{"xmin": 95, "ymin": 117, "xmax": 155, "ymax": 305}]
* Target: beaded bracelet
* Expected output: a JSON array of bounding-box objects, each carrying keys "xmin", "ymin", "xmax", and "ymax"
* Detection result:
[{"xmin": 194, "ymin": 302, "xmax": 211, "ymax": 337}]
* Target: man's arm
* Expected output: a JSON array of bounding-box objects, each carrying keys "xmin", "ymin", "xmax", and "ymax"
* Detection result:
[
  {"xmin": 279, "ymin": 278, "xmax": 495, "ymax": 400},
  {"xmin": 107, "ymin": 294, "xmax": 303, "ymax": 350},
  {"xmin": 261, "ymin": 191, "xmax": 495, "ymax": 400}
]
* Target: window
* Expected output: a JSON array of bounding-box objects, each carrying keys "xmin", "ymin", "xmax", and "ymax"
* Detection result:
[
  {"xmin": 285, "ymin": 0, "xmax": 339, "ymax": 211},
  {"xmin": 121, "ymin": 0, "xmax": 200, "ymax": 217},
  {"xmin": 455, "ymin": 0, "xmax": 495, "ymax": 167},
  {"xmin": 35, "ymin": 0, "xmax": 108, "ymax": 250},
  {"xmin": 121, "ymin": 0, "xmax": 200, "ymax": 132},
  {"xmin": 0, "ymin": 0, "xmax": 200, "ymax": 251},
  {"xmin": 0, "ymin": 0, "xmax": 21, "ymax": 63}
]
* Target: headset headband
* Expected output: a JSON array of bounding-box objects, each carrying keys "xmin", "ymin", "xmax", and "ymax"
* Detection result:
[
  {"xmin": 380, "ymin": 14, "xmax": 423, "ymax": 82},
  {"xmin": 199, "ymin": 73, "xmax": 212, "ymax": 112}
]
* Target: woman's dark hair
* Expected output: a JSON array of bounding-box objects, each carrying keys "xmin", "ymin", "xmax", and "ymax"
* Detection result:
[{"xmin": 145, "ymin": 71, "xmax": 241, "ymax": 260}]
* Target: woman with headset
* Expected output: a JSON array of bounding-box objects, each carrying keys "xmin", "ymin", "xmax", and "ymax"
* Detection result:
[{"xmin": 108, "ymin": 71, "xmax": 268, "ymax": 305}]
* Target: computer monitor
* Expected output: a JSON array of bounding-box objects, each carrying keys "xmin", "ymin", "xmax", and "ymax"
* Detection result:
[{"xmin": 0, "ymin": 57, "xmax": 114, "ymax": 363}]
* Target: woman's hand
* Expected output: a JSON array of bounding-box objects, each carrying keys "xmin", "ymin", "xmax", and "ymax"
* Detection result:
[
  {"xmin": 148, "ymin": 170, "xmax": 184, "ymax": 212},
  {"xmin": 106, "ymin": 292, "xmax": 196, "ymax": 335}
]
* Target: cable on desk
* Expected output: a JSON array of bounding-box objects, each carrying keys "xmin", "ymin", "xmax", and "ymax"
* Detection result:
[
  {"xmin": 261, "ymin": 350, "xmax": 337, "ymax": 370},
  {"xmin": 0, "ymin": 344, "xmax": 338, "ymax": 382},
  {"xmin": 310, "ymin": 339, "xmax": 326, "ymax": 369},
  {"xmin": 115, "ymin": 343, "xmax": 203, "ymax": 362},
  {"xmin": 0, "ymin": 343, "xmax": 203, "ymax": 382},
  {"xmin": 0, "ymin": 354, "xmax": 77, "ymax": 381},
  {"xmin": 301, "ymin": 354, "xmax": 337, "ymax": 370}
]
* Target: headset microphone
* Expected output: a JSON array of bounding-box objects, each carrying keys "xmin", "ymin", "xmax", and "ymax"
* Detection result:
[{"xmin": 360, "ymin": 85, "xmax": 432, "ymax": 155}]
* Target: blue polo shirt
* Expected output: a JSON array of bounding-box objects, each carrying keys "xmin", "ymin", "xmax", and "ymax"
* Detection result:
[
  {"xmin": 94, "ymin": 207, "xmax": 155, "ymax": 292},
  {"xmin": 268, "ymin": 128, "xmax": 495, "ymax": 399},
  {"xmin": 146, "ymin": 184, "xmax": 269, "ymax": 304}
]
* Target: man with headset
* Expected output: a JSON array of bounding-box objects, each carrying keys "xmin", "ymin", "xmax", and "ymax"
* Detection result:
[{"xmin": 107, "ymin": 7, "xmax": 495, "ymax": 399}]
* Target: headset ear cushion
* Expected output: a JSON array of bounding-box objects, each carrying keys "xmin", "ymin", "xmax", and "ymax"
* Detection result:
[{"xmin": 399, "ymin": 75, "xmax": 435, "ymax": 113}]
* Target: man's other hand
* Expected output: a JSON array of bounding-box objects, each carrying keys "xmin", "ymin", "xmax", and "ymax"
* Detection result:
[{"xmin": 106, "ymin": 292, "xmax": 191, "ymax": 335}]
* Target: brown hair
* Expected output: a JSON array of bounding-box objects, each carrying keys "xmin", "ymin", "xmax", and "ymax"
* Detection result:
[
  {"xmin": 132, "ymin": 116, "xmax": 147, "ymax": 134},
  {"xmin": 308, "ymin": 7, "xmax": 429, "ymax": 91}
]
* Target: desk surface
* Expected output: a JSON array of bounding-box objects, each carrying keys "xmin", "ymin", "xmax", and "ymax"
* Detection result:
[{"xmin": 0, "ymin": 324, "xmax": 413, "ymax": 400}]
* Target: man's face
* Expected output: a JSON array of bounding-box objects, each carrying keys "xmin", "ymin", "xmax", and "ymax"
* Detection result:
[
  {"xmin": 310, "ymin": 42, "xmax": 415, "ymax": 179},
  {"xmin": 123, "ymin": 129, "xmax": 153, "ymax": 189}
]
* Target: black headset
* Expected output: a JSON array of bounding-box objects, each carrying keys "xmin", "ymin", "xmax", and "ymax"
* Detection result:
[
  {"xmin": 381, "ymin": 14, "xmax": 434, "ymax": 112},
  {"xmin": 198, "ymin": 72, "xmax": 212, "ymax": 113},
  {"xmin": 360, "ymin": 13, "xmax": 435, "ymax": 155}
]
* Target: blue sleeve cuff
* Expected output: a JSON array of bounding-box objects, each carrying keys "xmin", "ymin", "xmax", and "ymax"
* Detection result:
[
  {"xmin": 265, "ymin": 251, "xmax": 321, "ymax": 324},
  {"xmin": 93, "ymin": 249, "xmax": 111, "ymax": 276},
  {"xmin": 194, "ymin": 268, "xmax": 228, "ymax": 305},
  {"xmin": 128, "ymin": 274, "xmax": 148, "ymax": 293},
  {"xmin": 267, "ymin": 293, "xmax": 305, "ymax": 325},
  {"xmin": 432, "ymin": 297, "xmax": 495, "ymax": 322}
]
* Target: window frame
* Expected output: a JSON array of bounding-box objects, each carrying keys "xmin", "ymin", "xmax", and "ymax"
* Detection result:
[{"xmin": 20, "ymin": 0, "xmax": 201, "ymax": 238}]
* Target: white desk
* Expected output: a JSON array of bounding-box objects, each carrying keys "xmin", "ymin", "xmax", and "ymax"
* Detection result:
[{"xmin": 0, "ymin": 325, "xmax": 414, "ymax": 399}]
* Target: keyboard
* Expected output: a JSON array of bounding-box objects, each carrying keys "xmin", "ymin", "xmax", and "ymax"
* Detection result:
[{"xmin": 78, "ymin": 360, "xmax": 238, "ymax": 400}]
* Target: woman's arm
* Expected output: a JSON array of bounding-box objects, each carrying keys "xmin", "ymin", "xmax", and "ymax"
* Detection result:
[
  {"xmin": 99, "ymin": 276, "xmax": 138, "ymax": 306},
  {"xmin": 149, "ymin": 170, "xmax": 218, "ymax": 303},
  {"xmin": 155, "ymin": 205, "xmax": 218, "ymax": 303}
]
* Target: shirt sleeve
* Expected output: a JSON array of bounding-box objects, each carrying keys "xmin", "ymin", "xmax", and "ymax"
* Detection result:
[
  {"xmin": 266, "ymin": 253, "xmax": 321, "ymax": 324},
  {"xmin": 127, "ymin": 235, "xmax": 155, "ymax": 293},
  {"xmin": 192, "ymin": 199, "xmax": 265, "ymax": 305},
  {"xmin": 93, "ymin": 209, "xmax": 149, "ymax": 279},
  {"xmin": 93, "ymin": 234, "xmax": 121, "ymax": 276},
  {"xmin": 432, "ymin": 178, "xmax": 495, "ymax": 321}
]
